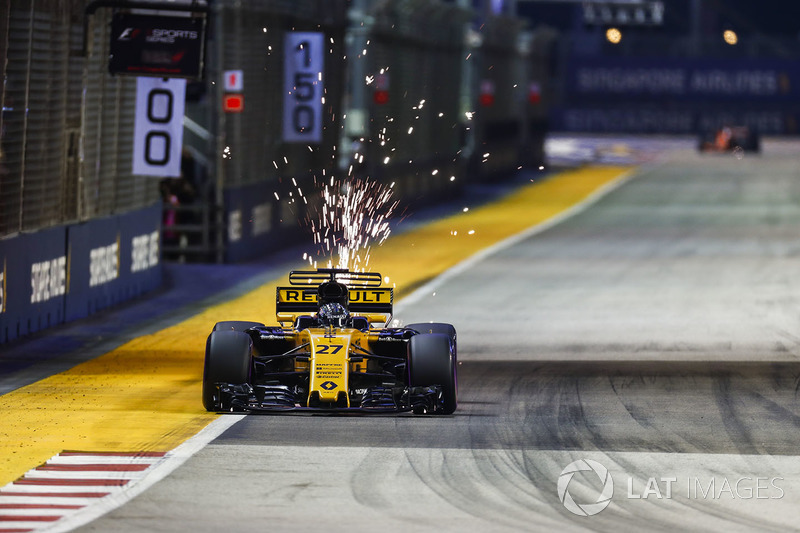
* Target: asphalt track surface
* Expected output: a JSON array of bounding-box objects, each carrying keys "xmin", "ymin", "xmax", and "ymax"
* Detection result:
[{"xmin": 7, "ymin": 141, "xmax": 800, "ymax": 532}]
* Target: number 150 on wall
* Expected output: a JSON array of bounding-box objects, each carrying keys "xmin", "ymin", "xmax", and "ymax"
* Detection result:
[{"xmin": 283, "ymin": 32, "xmax": 324, "ymax": 144}]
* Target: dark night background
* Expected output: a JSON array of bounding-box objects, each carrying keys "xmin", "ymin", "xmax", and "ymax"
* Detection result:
[{"xmin": 518, "ymin": 1, "xmax": 800, "ymax": 38}]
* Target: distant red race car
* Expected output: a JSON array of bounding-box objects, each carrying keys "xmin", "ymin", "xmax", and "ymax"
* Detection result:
[
  {"xmin": 202, "ymin": 268, "xmax": 457, "ymax": 414},
  {"xmin": 699, "ymin": 125, "xmax": 760, "ymax": 153}
]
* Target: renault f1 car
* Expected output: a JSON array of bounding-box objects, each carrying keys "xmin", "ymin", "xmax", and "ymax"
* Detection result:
[{"xmin": 202, "ymin": 268, "xmax": 457, "ymax": 414}]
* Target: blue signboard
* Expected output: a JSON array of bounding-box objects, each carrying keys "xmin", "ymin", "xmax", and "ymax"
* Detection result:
[
  {"xmin": 0, "ymin": 227, "xmax": 67, "ymax": 342},
  {"xmin": 0, "ymin": 204, "xmax": 162, "ymax": 344},
  {"xmin": 565, "ymin": 56, "xmax": 800, "ymax": 101},
  {"xmin": 554, "ymin": 56, "xmax": 800, "ymax": 133}
]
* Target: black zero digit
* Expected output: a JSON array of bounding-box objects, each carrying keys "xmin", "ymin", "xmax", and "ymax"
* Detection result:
[
  {"xmin": 147, "ymin": 89, "xmax": 173, "ymax": 124},
  {"xmin": 144, "ymin": 131, "xmax": 171, "ymax": 165}
]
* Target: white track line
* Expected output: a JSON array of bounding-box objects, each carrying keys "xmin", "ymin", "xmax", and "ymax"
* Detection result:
[
  {"xmin": 45, "ymin": 455, "xmax": 160, "ymax": 465},
  {"xmin": 24, "ymin": 471, "xmax": 150, "ymax": 480},
  {"xmin": 0, "ymin": 496, "xmax": 99, "ymax": 504},
  {"xmin": 1, "ymin": 521, "xmax": 62, "ymax": 530},
  {"xmin": 2, "ymin": 485, "xmax": 115, "ymax": 494},
  {"xmin": 1, "ymin": 508, "xmax": 68, "ymax": 516}
]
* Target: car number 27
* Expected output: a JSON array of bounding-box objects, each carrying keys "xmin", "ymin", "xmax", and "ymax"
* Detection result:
[{"xmin": 316, "ymin": 344, "xmax": 343, "ymax": 354}]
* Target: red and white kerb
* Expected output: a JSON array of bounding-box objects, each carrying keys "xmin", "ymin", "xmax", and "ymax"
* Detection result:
[{"xmin": 0, "ymin": 451, "xmax": 166, "ymax": 533}]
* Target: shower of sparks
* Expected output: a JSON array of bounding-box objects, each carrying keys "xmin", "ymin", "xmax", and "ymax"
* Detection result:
[{"xmin": 304, "ymin": 176, "xmax": 399, "ymax": 273}]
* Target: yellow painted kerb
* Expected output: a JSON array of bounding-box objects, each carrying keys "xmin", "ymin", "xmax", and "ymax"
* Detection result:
[{"xmin": 0, "ymin": 165, "xmax": 629, "ymax": 486}]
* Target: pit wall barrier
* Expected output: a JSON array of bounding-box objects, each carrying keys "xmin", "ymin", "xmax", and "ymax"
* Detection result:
[
  {"xmin": 0, "ymin": 204, "xmax": 162, "ymax": 344},
  {"xmin": 222, "ymin": 181, "xmax": 300, "ymax": 263}
]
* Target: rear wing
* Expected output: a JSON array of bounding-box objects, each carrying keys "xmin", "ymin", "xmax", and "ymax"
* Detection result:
[
  {"xmin": 276, "ymin": 268, "xmax": 393, "ymax": 325},
  {"xmin": 288, "ymin": 269, "xmax": 382, "ymax": 288},
  {"xmin": 276, "ymin": 287, "xmax": 393, "ymax": 314}
]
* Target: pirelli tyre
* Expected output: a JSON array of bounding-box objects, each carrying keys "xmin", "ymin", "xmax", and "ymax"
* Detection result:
[
  {"xmin": 409, "ymin": 332, "xmax": 458, "ymax": 414},
  {"xmin": 406, "ymin": 322, "xmax": 456, "ymax": 350},
  {"xmin": 212, "ymin": 320, "xmax": 265, "ymax": 332},
  {"xmin": 202, "ymin": 331, "xmax": 253, "ymax": 411}
]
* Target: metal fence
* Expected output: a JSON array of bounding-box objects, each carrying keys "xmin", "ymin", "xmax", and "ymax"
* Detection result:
[
  {"xmin": 1, "ymin": 0, "xmax": 81, "ymax": 236},
  {"xmin": 343, "ymin": 0, "xmax": 473, "ymax": 202},
  {"xmin": 215, "ymin": 0, "xmax": 348, "ymax": 190},
  {"xmin": 0, "ymin": 0, "xmax": 161, "ymax": 239},
  {"xmin": 82, "ymin": 12, "xmax": 154, "ymax": 220}
]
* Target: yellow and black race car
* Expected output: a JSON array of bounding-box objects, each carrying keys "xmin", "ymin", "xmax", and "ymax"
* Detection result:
[{"xmin": 202, "ymin": 268, "xmax": 457, "ymax": 414}]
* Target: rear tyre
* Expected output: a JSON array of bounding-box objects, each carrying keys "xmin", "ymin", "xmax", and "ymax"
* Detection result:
[
  {"xmin": 213, "ymin": 320, "xmax": 264, "ymax": 332},
  {"xmin": 202, "ymin": 331, "xmax": 252, "ymax": 411},
  {"xmin": 409, "ymin": 333, "xmax": 457, "ymax": 414}
]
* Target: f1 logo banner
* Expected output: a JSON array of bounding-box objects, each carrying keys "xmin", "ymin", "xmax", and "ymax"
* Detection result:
[
  {"xmin": 283, "ymin": 32, "xmax": 324, "ymax": 143},
  {"xmin": 133, "ymin": 77, "xmax": 186, "ymax": 176}
]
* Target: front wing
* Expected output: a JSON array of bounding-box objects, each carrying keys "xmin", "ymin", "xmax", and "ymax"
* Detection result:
[{"xmin": 210, "ymin": 382, "xmax": 446, "ymax": 414}]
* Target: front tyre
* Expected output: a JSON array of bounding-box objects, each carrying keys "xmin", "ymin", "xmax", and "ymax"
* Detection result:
[
  {"xmin": 406, "ymin": 322, "xmax": 456, "ymax": 337},
  {"xmin": 409, "ymin": 333, "xmax": 457, "ymax": 414},
  {"xmin": 202, "ymin": 331, "xmax": 253, "ymax": 411},
  {"xmin": 213, "ymin": 320, "xmax": 265, "ymax": 332},
  {"xmin": 406, "ymin": 322, "xmax": 456, "ymax": 351}
]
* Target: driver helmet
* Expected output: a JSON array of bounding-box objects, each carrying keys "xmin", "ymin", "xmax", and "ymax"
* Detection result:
[{"xmin": 317, "ymin": 302, "xmax": 349, "ymax": 328}]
